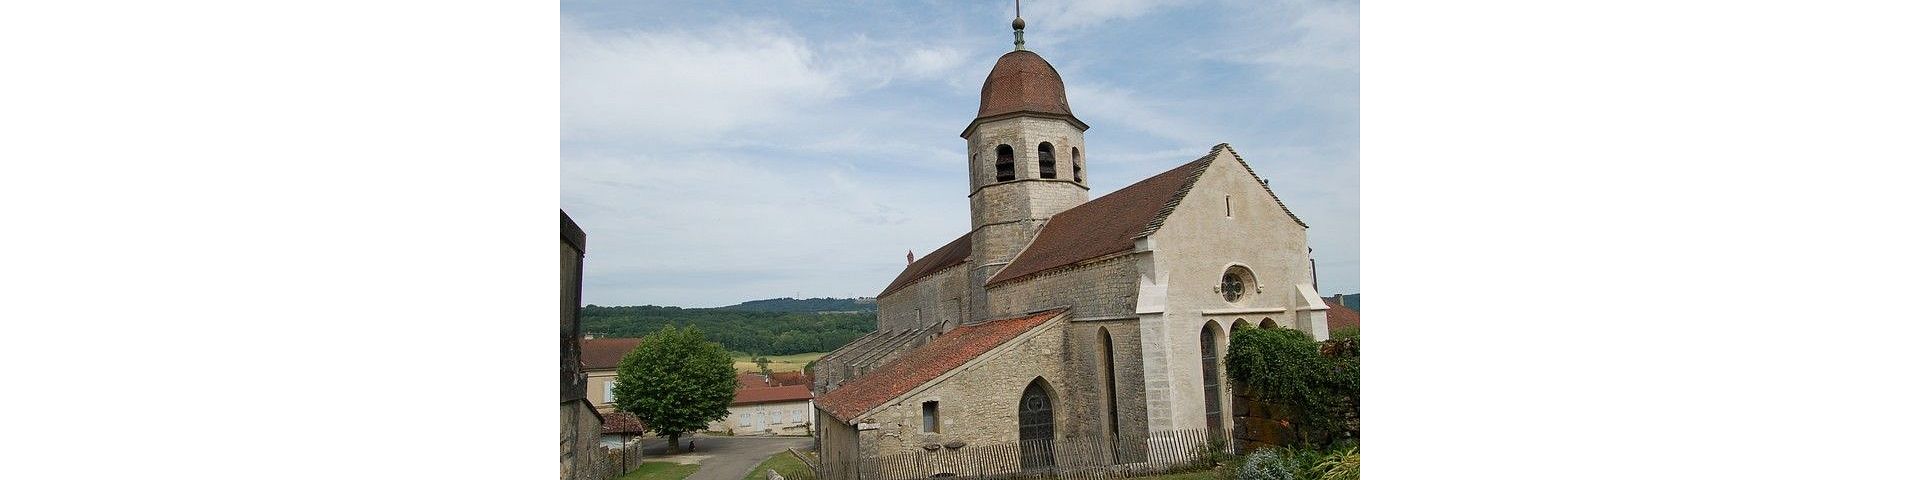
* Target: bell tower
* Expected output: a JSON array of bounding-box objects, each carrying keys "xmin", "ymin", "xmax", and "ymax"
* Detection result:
[{"xmin": 961, "ymin": 12, "xmax": 1090, "ymax": 324}]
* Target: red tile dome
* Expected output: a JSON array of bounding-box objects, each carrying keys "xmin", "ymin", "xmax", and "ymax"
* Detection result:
[{"xmin": 976, "ymin": 50, "xmax": 1074, "ymax": 120}]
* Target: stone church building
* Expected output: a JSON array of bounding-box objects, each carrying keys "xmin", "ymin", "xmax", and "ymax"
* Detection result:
[{"xmin": 813, "ymin": 16, "xmax": 1330, "ymax": 479}]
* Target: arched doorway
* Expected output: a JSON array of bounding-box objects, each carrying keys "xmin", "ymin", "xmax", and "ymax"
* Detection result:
[{"xmin": 1018, "ymin": 378, "xmax": 1056, "ymax": 471}]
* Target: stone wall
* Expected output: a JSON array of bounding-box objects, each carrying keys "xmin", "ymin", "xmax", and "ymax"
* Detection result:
[
  {"xmin": 984, "ymin": 254, "xmax": 1138, "ymax": 320},
  {"xmin": 851, "ymin": 317, "xmax": 1068, "ymax": 461},
  {"xmin": 1230, "ymin": 384, "xmax": 1295, "ymax": 453},
  {"xmin": 561, "ymin": 398, "xmax": 606, "ymax": 480},
  {"xmin": 819, "ymin": 408, "xmax": 862, "ymax": 480},
  {"xmin": 876, "ymin": 264, "xmax": 968, "ymax": 333}
]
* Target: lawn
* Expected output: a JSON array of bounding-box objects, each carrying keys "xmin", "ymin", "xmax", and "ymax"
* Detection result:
[
  {"xmin": 616, "ymin": 461, "xmax": 700, "ymax": 480},
  {"xmin": 741, "ymin": 451, "xmax": 812, "ymax": 480},
  {"xmin": 732, "ymin": 351, "xmax": 827, "ymax": 373},
  {"xmin": 1124, "ymin": 470, "xmax": 1222, "ymax": 480}
]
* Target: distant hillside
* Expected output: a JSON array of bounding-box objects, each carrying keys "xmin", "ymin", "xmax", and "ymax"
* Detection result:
[
  {"xmin": 720, "ymin": 297, "xmax": 878, "ymax": 313},
  {"xmin": 581, "ymin": 303, "xmax": 875, "ymax": 356}
]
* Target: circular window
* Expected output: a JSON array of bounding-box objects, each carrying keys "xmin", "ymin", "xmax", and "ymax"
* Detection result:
[{"xmin": 1220, "ymin": 267, "xmax": 1253, "ymax": 303}]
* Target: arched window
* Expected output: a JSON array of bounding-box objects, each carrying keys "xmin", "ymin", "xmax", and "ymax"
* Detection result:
[
  {"xmin": 1200, "ymin": 322, "xmax": 1225, "ymax": 441},
  {"xmin": 1232, "ymin": 319, "xmax": 1250, "ymax": 332},
  {"xmin": 1098, "ymin": 328, "xmax": 1119, "ymax": 451},
  {"xmin": 1018, "ymin": 378, "xmax": 1056, "ymax": 470},
  {"xmin": 996, "ymin": 144, "xmax": 1016, "ymax": 182},
  {"xmin": 1260, "ymin": 317, "xmax": 1279, "ymax": 329},
  {"xmin": 1038, "ymin": 142, "xmax": 1057, "ymax": 179},
  {"xmin": 1072, "ymin": 147, "xmax": 1082, "ymax": 183}
]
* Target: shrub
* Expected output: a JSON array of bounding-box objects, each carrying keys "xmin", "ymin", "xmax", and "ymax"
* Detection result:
[{"xmin": 1226, "ymin": 328, "xmax": 1359, "ymax": 446}]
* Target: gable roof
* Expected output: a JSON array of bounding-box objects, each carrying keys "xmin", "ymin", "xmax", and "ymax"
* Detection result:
[
  {"xmin": 734, "ymin": 384, "xmax": 814, "ymax": 406},
  {"xmin": 879, "ymin": 231, "xmax": 972, "ymax": 297},
  {"xmin": 737, "ymin": 371, "xmax": 814, "ymax": 389},
  {"xmin": 987, "ymin": 144, "xmax": 1307, "ymax": 286},
  {"xmin": 581, "ymin": 337, "xmax": 643, "ymax": 371},
  {"xmin": 815, "ymin": 309, "xmax": 1066, "ymax": 423}
]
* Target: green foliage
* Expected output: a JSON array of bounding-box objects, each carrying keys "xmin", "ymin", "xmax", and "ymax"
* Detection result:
[
  {"xmin": 721, "ymin": 297, "xmax": 876, "ymax": 313},
  {"xmin": 612, "ymin": 325, "xmax": 739, "ymax": 443},
  {"xmin": 616, "ymin": 461, "xmax": 700, "ymax": 480},
  {"xmin": 1225, "ymin": 329, "xmax": 1359, "ymax": 446},
  {"xmin": 1235, "ymin": 445, "xmax": 1358, "ymax": 480},
  {"xmin": 582, "ymin": 304, "xmax": 875, "ymax": 355}
]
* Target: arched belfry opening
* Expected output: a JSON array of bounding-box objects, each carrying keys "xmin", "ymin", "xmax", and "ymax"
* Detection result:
[
  {"xmin": 1018, "ymin": 378, "xmax": 1057, "ymax": 471},
  {"xmin": 1200, "ymin": 321, "xmax": 1226, "ymax": 440},
  {"xmin": 996, "ymin": 144, "xmax": 1016, "ymax": 182},
  {"xmin": 1038, "ymin": 142, "xmax": 1057, "ymax": 179}
]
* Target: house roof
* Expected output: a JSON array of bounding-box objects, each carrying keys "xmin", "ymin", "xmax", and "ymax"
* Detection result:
[
  {"xmin": 581, "ymin": 337, "xmax": 643, "ymax": 371},
  {"xmin": 737, "ymin": 371, "xmax": 814, "ymax": 389},
  {"xmin": 1323, "ymin": 299, "xmax": 1360, "ymax": 332},
  {"xmin": 879, "ymin": 231, "xmax": 972, "ymax": 297},
  {"xmin": 600, "ymin": 411, "xmax": 646, "ymax": 435},
  {"xmin": 734, "ymin": 384, "xmax": 814, "ymax": 406},
  {"xmin": 987, "ymin": 144, "xmax": 1307, "ymax": 286},
  {"xmin": 815, "ymin": 309, "xmax": 1066, "ymax": 423}
]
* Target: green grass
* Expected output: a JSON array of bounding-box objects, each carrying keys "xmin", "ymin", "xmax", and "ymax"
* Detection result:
[
  {"xmin": 732, "ymin": 352, "xmax": 827, "ymax": 373},
  {"xmin": 741, "ymin": 451, "xmax": 811, "ymax": 480},
  {"xmin": 617, "ymin": 461, "xmax": 700, "ymax": 480}
]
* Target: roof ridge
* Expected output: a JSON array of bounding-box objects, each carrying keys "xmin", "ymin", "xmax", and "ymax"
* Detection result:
[{"xmin": 1212, "ymin": 143, "xmax": 1308, "ymax": 228}]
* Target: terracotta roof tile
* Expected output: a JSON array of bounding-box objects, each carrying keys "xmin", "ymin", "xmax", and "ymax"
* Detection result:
[
  {"xmin": 581, "ymin": 337, "xmax": 643, "ymax": 371},
  {"xmin": 734, "ymin": 384, "xmax": 814, "ymax": 406},
  {"xmin": 879, "ymin": 232, "xmax": 971, "ymax": 297},
  {"xmin": 816, "ymin": 309, "xmax": 1066, "ymax": 423},
  {"xmin": 977, "ymin": 50, "xmax": 1074, "ymax": 120},
  {"xmin": 1324, "ymin": 301, "xmax": 1360, "ymax": 332},
  {"xmin": 601, "ymin": 411, "xmax": 646, "ymax": 435},
  {"xmin": 986, "ymin": 152, "xmax": 1215, "ymax": 286},
  {"xmin": 737, "ymin": 371, "xmax": 814, "ymax": 389}
]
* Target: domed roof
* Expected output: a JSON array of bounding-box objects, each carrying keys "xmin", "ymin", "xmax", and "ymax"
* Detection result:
[{"xmin": 976, "ymin": 50, "xmax": 1075, "ymax": 120}]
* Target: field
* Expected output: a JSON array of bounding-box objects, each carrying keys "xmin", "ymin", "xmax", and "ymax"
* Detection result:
[{"xmin": 731, "ymin": 351, "xmax": 827, "ymax": 373}]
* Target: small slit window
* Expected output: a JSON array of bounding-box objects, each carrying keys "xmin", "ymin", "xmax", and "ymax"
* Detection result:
[
  {"xmin": 995, "ymin": 145, "xmax": 1015, "ymax": 182},
  {"xmin": 1038, "ymin": 142, "xmax": 1057, "ymax": 179},
  {"xmin": 922, "ymin": 401, "xmax": 940, "ymax": 433}
]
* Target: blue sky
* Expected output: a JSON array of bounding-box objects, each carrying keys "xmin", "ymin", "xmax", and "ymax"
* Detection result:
[{"xmin": 560, "ymin": 0, "xmax": 1357, "ymax": 308}]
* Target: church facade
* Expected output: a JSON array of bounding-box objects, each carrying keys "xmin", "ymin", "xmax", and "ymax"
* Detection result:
[{"xmin": 813, "ymin": 17, "xmax": 1329, "ymax": 480}]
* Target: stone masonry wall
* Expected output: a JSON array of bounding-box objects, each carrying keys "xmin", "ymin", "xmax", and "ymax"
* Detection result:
[
  {"xmin": 852, "ymin": 318, "xmax": 1068, "ymax": 462},
  {"xmin": 877, "ymin": 265, "xmax": 968, "ymax": 333},
  {"xmin": 984, "ymin": 254, "xmax": 1138, "ymax": 320}
]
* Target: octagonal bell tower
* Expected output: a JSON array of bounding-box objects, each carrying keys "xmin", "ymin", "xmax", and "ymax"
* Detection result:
[{"xmin": 961, "ymin": 15, "xmax": 1090, "ymax": 324}]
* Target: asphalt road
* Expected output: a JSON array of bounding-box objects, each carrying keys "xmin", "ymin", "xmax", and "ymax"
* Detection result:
[{"xmin": 640, "ymin": 435, "xmax": 814, "ymax": 480}]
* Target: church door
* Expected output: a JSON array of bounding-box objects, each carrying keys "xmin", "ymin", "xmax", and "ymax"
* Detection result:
[{"xmin": 1018, "ymin": 380, "xmax": 1055, "ymax": 471}]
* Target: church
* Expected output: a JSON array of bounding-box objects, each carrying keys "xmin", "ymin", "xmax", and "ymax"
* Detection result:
[{"xmin": 813, "ymin": 14, "xmax": 1331, "ymax": 480}]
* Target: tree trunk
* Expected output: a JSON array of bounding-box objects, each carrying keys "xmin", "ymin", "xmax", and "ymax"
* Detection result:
[{"xmin": 667, "ymin": 432, "xmax": 682, "ymax": 454}]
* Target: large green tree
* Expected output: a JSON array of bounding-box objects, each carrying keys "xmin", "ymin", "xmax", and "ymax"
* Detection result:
[{"xmin": 611, "ymin": 325, "xmax": 738, "ymax": 452}]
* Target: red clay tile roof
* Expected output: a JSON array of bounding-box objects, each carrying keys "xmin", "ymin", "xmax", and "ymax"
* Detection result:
[
  {"xmin": 985, "ymin": 153, "xmax": 1212, "ymax": 286},
  {"xmin": 581, "ymin": 337, "xmax": 643, "ymax": 371},
  {"xmin": 1325, "ymin": 301, "xmax": 1359, "ymax": 332},
  {"xmin": 987, "ymin": 144, "xmax": 1307, "ymax": 286},
  {"xmin": 734, "ymin": 384, "xmax": 814, "ymax": 406},
  {"xmin": 601, "ymin": 411, "xmax": 646, "ymax": 435},
  {"xmin": 816, "ymin": 309, "xmax": 1066, "ymax": 423},
  {"xmin": 977, "ymin": 50, "xmax": 1075, "ymax": 121},
  {"xmin": 879, "ymin": 232, "xmax": 971, "ymax": 297}
]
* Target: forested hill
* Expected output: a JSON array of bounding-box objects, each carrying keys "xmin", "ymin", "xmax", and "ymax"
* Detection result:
[
  {"xmin": 580, "ymin": 301, "xmax": 875, "ymax": 355},
  {"xmin": 720, "ymin": 297, "xmax": 877, "ymax": 313}
]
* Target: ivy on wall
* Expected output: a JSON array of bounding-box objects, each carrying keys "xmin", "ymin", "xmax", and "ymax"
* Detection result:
[{"xmin": 1226, "ymin": 328, "xmax": 1360, "ymax": 446}]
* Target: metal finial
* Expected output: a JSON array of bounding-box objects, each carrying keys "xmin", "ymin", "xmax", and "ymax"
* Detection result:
[{"xmin": 1013, "ymin": 0, "xmax": 1026, "ymax": 50}]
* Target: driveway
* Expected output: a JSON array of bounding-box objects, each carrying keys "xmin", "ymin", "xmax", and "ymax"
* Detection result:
[{"xmin": 639, "ymin": 435, "xmax": 814, "ymax": 480}]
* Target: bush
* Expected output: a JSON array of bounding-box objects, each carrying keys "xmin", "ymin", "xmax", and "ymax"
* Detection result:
[
  {"xmin": 1234, "ymin": 445, "xmax": 1358, "ymax": 480},
  {"xmin": 1225, "ymin": 328, "xmax": 1359, "ymax": 446}
]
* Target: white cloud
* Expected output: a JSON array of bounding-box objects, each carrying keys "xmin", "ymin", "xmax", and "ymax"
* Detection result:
[{"xmin": 1020, "ymin": 0, "xmax": 1197, "ymax": 31}]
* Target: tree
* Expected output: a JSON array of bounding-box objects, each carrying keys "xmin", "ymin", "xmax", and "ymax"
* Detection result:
[
  {"xmin": 612, "ymin": 324, "xmax": 739, "ymax": 453},
  {"xmin": 754, "ymin": 356, "xmax": 772, "ymax": 377}
]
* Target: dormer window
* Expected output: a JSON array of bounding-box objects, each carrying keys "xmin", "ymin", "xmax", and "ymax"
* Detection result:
[
  {"xmin": 996, "ymin": 144, "xmax": 1015, "ymax": 182},
  {"xmin": 1038, "ymin": 142, "xmax": 1057, "ymax": 179}
]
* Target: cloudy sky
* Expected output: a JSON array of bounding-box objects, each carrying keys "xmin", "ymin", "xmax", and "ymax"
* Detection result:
[{"xmin": 560, "ymin": 0, "xmax": 1357, "ymax": 308}]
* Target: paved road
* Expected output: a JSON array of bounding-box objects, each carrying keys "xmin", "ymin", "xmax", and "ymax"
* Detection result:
[{"xmin": 640, "ymin": 435, "xmax": 814, "ymax": 480}]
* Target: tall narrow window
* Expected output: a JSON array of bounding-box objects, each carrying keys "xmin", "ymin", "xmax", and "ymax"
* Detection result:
[
  {"xmin": 1038, "ymin": 142, "xmax": 1057, "ymax": 179},
  {"xmin": 1072, "ymin": 147, "xmax": 1082, "ymax": 183},
  {"xmin": 922, "ymin": 401, "xmax": 940, "ymax": 433},
  {"xmin": 996, "ymin": 144, "xmax": 1016, "ymax": 181},
  {"xmin": 1200, "ymin": 323, "xmax": 1224, "ymax": 441},
  {"xmin": 1100, "ymin": 328, "xmax": 1119, "ymax": 448},
  {"xmin": 1226, "ymin": 195, "xmax": 1233, "ymax": 217}
]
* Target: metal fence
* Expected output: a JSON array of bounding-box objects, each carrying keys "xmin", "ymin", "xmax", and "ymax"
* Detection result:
[{"xmin": 827, "ymin": 429, "xmax": 1225, "ymax": 480}]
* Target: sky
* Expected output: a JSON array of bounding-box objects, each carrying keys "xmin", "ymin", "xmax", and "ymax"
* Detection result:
[{"xmin": 560, "ymin": 0, "xmax": 1358, "ymax": 308}]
